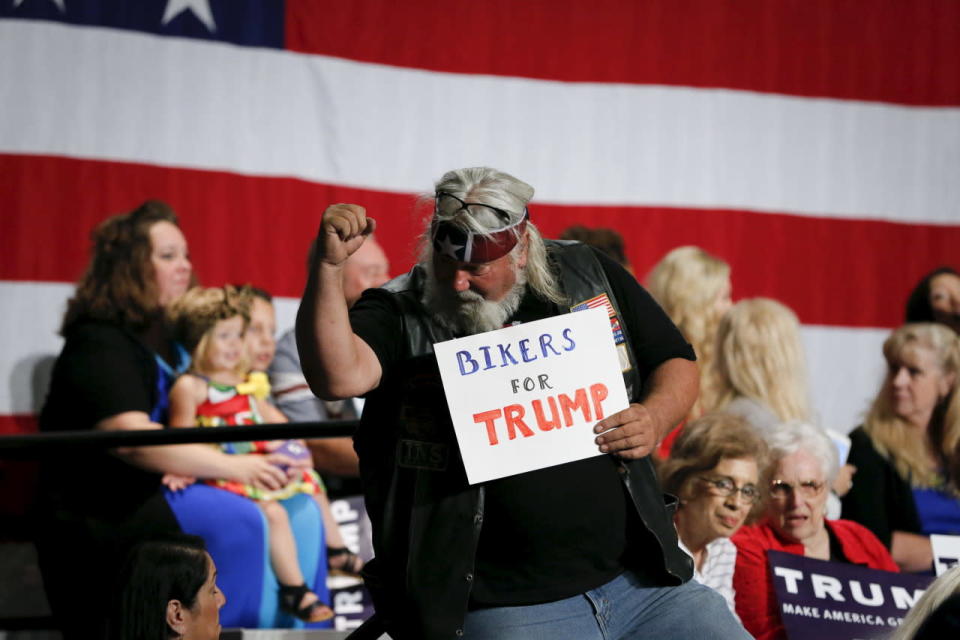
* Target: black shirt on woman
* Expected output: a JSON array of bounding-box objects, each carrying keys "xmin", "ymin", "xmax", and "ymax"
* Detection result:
[{"xmin": 36, "ymin": 319, "xmax": 184, "ymax": 638}]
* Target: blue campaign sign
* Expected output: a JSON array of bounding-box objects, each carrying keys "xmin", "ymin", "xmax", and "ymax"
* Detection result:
[
  {"xmin": 328, "ymin": 495, "xmax": 375, "ymax": 632},
  {"xmin": 769, "ymin": 551, "xmax": 933, "ymax": 640}
]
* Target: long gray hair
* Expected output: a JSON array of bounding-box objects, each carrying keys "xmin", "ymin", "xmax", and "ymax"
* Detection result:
[{"xmin": 420, "ymin": 167, "xmax": 564, "ymax": 306}]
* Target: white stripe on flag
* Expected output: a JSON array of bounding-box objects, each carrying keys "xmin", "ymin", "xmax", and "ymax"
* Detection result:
[
  {"xmin": 1, "ymin": 21, "xmax": 959, "ymax": 224},
  {"xmin": 3, "ymin": 280, "xmax": 886, "ymax": 435}
]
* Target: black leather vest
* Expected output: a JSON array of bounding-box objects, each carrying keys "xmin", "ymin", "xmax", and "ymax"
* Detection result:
[{"xmin": 355, "ymin": 241, "xmax": 693, "ymax": 640}]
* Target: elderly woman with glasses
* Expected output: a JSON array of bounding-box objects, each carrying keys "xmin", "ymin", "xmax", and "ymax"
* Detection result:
[
  {"xmin": 732, "ymin": 421, "xmax": 897, "ymax": 640},
  {"xmin": 658, "ymin": 413, "xmax": 767, "ymax": 618}
]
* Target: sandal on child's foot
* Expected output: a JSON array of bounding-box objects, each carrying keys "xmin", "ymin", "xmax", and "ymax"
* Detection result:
[
  {"xmin": 327, "ymin": 546, "xmax": 364, "ymax": 577},
  {"xmin": 278, "ymin": 583, "xmax": 334, "ymax": 623}
]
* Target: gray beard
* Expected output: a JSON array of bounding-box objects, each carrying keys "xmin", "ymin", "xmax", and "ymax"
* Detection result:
[{"xmin": 421, "ymin": 262, "xmax": 527, "ymax": 336}]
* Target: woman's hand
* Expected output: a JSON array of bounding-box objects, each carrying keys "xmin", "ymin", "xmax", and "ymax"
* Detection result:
[
  {"xmin": 832, "ymin": 464, "xmax": 857, "ymax": 498},
  {"xmin": 227, "ymin": 453, "xmax": 295, "ymax": 491},
  {"xmin": 161, "ymin": 473, "xmax": 196, "ymax": 491}
]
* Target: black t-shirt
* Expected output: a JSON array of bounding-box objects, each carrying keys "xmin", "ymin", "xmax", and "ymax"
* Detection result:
[
  {"xmin": 841, "ymin": 426, "xmax": 922, "ymax": 548},
  {"xmin": 350, "ymin": 247, "xmax": 694, "ymax": 606},
  {"xmin": 39, "ymin": 320, "xmax": 169, "ymax": 519},
  {"xmin": 36, "ymin": 319, "xmax": 184, "ymax": 638}
]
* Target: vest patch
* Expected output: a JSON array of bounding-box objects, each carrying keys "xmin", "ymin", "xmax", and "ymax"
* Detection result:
[
  {"xmin": 397, "ymin": 439, "xmax": 448, "ymax": 471},
  {"xmin": 570, "ymin": 292, "xmax": 616, "ymax": 318},
  {"xmin": 571, "ymin": 293, "xmax": 633, "ymax": 372}
]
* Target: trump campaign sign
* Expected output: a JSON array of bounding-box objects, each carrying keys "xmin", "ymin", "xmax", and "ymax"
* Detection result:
[
  {"xmin": 769, "ymin": 551, "xmax": 932, "ymax": 640},
  {"xmin": 434, "ymin": 307, "xmax": 630, "ymax": 484}
]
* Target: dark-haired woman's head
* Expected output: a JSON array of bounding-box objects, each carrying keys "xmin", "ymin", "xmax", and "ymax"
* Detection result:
[
  {"xmin": 62, "ymin": 200, "xmax": 194, "ymax": 334},
  {"xmin": 115, "ymin": 536, "xmax": 225, "ymax": 640},
  {"xmin": 906, "ymin": 267, "xmax": 960, "ymax": 334}
]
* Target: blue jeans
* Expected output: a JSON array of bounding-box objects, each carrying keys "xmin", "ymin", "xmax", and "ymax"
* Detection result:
[{"xmin": 462, "ymin": 571, "xmax": 750, "ymax": 639}]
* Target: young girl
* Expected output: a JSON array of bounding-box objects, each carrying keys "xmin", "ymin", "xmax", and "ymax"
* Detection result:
[
  {"xmin": 166, "ymin": 285, "xmax": 333, "ymax": 623},
  {"xmin": 242, "ymin": 285, "xmax": 364, "ymax": 577}
]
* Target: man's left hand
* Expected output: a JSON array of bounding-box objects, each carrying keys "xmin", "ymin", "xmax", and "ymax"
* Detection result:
[{"xmin": 593, "ymin": 403, "xmax": 664, "ymax": 459}]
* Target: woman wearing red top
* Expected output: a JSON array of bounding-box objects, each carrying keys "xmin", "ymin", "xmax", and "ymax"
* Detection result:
[{"xmin": 732, "ymin": 421, "xmax": 898, "ymax": 640}]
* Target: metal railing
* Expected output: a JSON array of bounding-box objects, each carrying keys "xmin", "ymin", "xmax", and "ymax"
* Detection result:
[
  {"xmin": 0, "ymin": 421, "xmax": 360, "ymax": 458},
  {"xmin": 0, "ymin": 421, "xmax": 363, "ymax": 632}
]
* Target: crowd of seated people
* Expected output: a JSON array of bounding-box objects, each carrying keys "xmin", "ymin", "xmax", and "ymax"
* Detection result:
[
  {"xmin": 646, "ymin": 258, "xmax": 960, "ymax": 638},
  {"xmin": 31, "ymin": 203, "xmax": 960, "ymax": 638},
  {"xmin": 729, "ymin": 421, "xmax": 898, "ymax": 639},
  {"xmin": 34, "ymin": 201, "xmax": 371, "ymax": 634}
]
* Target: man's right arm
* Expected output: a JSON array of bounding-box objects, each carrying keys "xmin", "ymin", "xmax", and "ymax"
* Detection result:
[{"xmin": 295, "ymin": 203, "xmax": 383, "ymax": 400}]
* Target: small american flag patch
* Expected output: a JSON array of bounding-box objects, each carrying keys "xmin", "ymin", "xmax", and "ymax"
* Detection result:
[
  {"xmin": 571, "ymin": 293, "xmax": 631, "ymax": 372},
  {"xmin": 570, "ymin": 293, "xmax": 616, "ymax": 318}
]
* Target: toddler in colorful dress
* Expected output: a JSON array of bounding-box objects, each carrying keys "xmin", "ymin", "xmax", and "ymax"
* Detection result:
[{"xmin": 165, "ymin": 285, "xmax": 334, "ymax": 623}]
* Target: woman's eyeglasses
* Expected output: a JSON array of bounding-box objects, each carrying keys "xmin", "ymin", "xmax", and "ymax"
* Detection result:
[
  {"xmin": 699, "ymin": 476, "xmax": 760, "ymax": 504},
  {"xmin": 769, "ymin": 479, "xmax": 825, "ymax": 500}
]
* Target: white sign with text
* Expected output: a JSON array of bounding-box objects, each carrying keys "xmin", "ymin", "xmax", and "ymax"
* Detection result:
[
  {"xmin": 931, "ymin": 534, "xmax": 960, "ymax": 576},
  {"xmin": 434, "ymin": 307, "xmax": 630, "ymax": 484}
]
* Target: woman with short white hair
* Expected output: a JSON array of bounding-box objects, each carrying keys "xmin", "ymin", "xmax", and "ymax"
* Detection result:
[{"xmin": 732, "ymin": 421, "xmax": 897, "ymax": 640}]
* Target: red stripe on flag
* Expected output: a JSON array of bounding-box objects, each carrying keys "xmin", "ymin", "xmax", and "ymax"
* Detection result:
[
  {"xmin": 3, "ymin": 154, "xmax": 957, "ymax": 328},
  {"xmin": 0, "ymin": 414, "xmax": 38, "ymax": 436},
  {"xmin": 0, "ymin": 153, "xmax": 426, "ymax": 297},
  {"xmin": 0, "ymin": 417, "xmax": 42, "ymax": 528},
  {"xmin": 285, "ymin": 0, "xmax": 960, "ymax": 106}
]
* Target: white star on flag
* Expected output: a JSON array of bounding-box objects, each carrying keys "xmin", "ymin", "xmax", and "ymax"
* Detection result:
[
  {"xmin": 162, "ymin": 0, "xmax": 217, "ymax": 33},
  {"xmin": 437, "ymin": 234, "xmax": 465, "ymax": 260},
  {"xmin": 13, "ymin": 0, "xmax": 65, "ymax": 11}
]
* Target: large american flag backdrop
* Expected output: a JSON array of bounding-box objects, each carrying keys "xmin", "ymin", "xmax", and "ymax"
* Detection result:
[{"xmin": 1, "ymin": 1, "xmax": 959, "ymax": 445}]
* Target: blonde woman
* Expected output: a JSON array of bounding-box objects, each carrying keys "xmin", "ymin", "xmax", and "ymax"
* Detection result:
[
  {"xmin": 713, "ymin": 298, "xmax": 812, "ymax": 429},
  {"xmin": 890, "ymin": 564, "xmax": 960, "ymax": 639},
  {"xmin": 841, "ymin": 323, "xmax": 960, "ymax": 572},
  {"xmin": 647, "ymin": 246, "xmax": 731, "ymax": 448}
]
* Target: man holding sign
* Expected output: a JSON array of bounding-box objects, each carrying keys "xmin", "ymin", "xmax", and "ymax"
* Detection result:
[{"xmin": 296, "ymin": 167, "xmax": 748, "ymax": 639}]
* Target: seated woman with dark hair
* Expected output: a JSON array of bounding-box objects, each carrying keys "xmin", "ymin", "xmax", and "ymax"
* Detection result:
[
  {"xmin": 905, "ymin": 267, "xmax": 960, "ymax": 334},
  {"xmin": 733, "ymin": 421, "xmax": 897, "ymax": 640},
  {"xmin": 658, "ymin": 412, "xmax": 767, "ymax": 617},
  {"xmin": 114, "ymin": 535, "xmax": 225, "ymax": 640},
  {"xmin": 36, "ymin": 201, "xmax": 327, "ymax": 636}
]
